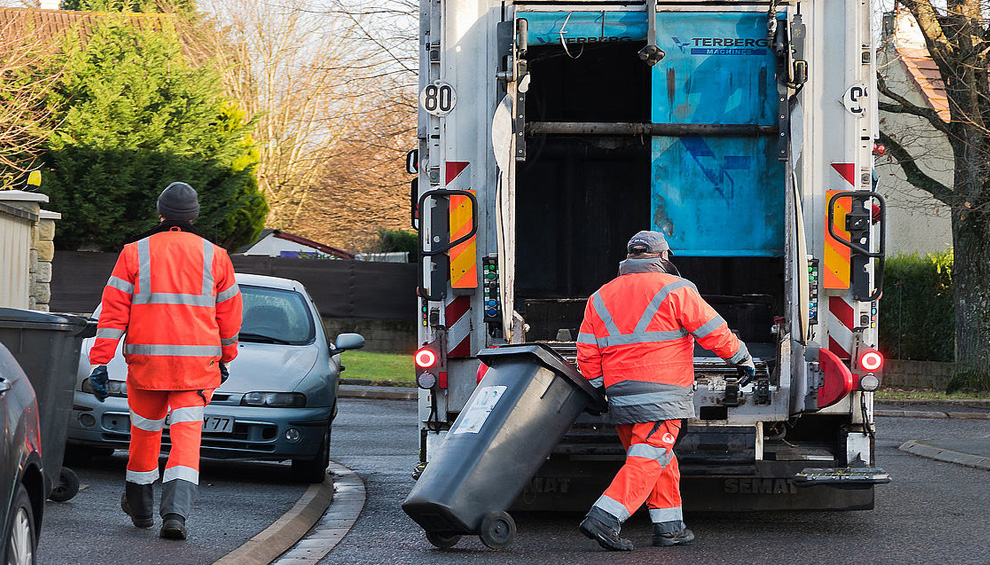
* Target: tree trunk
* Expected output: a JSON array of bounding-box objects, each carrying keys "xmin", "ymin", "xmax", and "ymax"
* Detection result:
[{"xmin": 949, "ymin": 136, "xmax": 990, "ymax": 389}]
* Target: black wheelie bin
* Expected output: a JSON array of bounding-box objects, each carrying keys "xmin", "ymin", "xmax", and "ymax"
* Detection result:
[
  {"xmin": 0, "ymin": 308, "xmax": 94, "ymax": 502},
  {"xmin": 402, "ymin": 343, "xmax": 605, "ymax": 550}
]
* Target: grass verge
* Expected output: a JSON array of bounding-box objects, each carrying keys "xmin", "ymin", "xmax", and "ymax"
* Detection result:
[
  {"xmin": 340, "ymin": 350, "xmax": 415, "ymax": 386},
  {"xmin": 876, "ymin": 388, "xmax": 990, "ymax": 401}
]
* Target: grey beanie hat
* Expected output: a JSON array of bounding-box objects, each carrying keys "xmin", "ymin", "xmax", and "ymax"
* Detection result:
[
  {"xmin": 157, "ymin": 182, "xmax": 200, "ymax": 221},
  {"xmin": 627, "ymin": 230, "xmax": 670, "ymax": 254}
]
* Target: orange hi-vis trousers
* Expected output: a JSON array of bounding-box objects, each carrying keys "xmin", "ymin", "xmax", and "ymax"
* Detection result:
[
  {"xmin": 126, "ymin": 388, "xmax": 213, "ymax": 517},
  {"xmin": 587, "ymin": 420, "xmax": 686, "ymax": 534}
]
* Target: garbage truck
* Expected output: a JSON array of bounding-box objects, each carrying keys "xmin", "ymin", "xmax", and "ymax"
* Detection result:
[{"xmin": 409, "ymin": 0, "xmax": 890, "ymax": 514}]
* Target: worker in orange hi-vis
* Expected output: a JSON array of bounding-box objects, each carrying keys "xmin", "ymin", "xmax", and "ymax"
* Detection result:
[
  {"xmin": 86, "ymin": 182, "xmax": 242, "ymax": 540},
  {"xmin": 576, "ymin": 230, "xmax": 756, "ymax": 552}
]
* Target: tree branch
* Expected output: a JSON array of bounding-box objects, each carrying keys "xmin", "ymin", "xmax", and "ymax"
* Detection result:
[
  {"xmin": 877, "ymin": 74, "xmax": 950, "ymax": 134},
  {"xmin": 879, "ymin": 130, "xmax": 954, "ymax": 205}
]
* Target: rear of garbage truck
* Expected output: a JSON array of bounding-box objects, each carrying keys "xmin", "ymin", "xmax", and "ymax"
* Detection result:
[{"xmin": 410, "ymin": 0, "xmax": 889, "ymax": 513}]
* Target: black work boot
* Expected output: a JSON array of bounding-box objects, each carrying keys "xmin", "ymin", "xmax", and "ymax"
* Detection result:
[
  {"xmin": 653, "ymin": 525, "xmax": 695, "ymax": 547},
  {"xmin": 160, "ymin": 513, "xmax": 187, "ymax": 540},
  {"xmin": 579, "ymin": 516, "xmax": 634, "ymax": 551},
  {"xmin": 121, "ymin": 482, "xmax": 154, "ymax": 528}
]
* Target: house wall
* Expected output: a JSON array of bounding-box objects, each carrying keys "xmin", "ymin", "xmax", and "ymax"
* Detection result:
[
  {"xmin": 876, "ymin": 13, "xmax": 953, "ymax": 257},
  {"xmin": 0, "ymin": 191, "xmax": 59, "ymax": 311}
]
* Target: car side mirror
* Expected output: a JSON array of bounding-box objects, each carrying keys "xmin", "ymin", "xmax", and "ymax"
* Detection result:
[{"xmin": 333, "ymin": 333, "xmax": 365, "ymax": 352}]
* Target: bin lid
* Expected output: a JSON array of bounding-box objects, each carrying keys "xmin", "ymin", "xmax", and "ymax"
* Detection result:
[
  {"xmin": 477, "ymin": 344, "xmax": 607, "ymax": 414},
  {"xmin": 0, "ymin": 308, "xmax": 89, "ymax": 332}
]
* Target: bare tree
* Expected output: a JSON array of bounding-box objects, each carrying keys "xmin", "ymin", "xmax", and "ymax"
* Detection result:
[
  {"xmin": 0, "ymin": 16, "xmax": 62, "ymax": 187},
  {"xmin": 878, "ymin": 3, "xmax": 990, "ymax": 388}
]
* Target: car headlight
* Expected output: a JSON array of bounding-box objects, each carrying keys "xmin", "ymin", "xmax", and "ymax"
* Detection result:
[
  {"xmin": 82, "ymin": 378, "xmax": 128, "ymax": 397},
  {"xmin": 240, "ymin": 392, "xmax": 306, "ymax": 407}
]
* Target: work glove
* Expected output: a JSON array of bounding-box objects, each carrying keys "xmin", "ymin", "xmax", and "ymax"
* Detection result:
[
  {"xmin": 735, "ymin": 354, "xmax": 756, "ymax": 386},
  {"xmin": 219, "ymin": 362, "xmax": 229, "ymax": 385},
  {"xmin": 89, "ymin": 365, "xmax": 109, "ymax": 402}
]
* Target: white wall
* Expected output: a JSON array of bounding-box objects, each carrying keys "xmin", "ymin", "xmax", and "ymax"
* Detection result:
[{"xmin": 876, "ymin": 13, "xmax": 953, "ymax": 257}]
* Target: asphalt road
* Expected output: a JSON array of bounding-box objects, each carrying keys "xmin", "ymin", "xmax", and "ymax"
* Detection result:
[
  {"xmin": 38, "ymin": 453, "xmax": 307, "ymax": 564},
  {"xmin": 325, "ymin": 398, "xmax": 990, "ymax": 565}
]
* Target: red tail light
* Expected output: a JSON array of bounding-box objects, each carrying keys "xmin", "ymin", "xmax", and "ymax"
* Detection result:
[
  {"xmin": 859, "ymin": 350, "xmax": 884, "ymax": 372},
  {"xmin": 415, "ymin": 348, "xmax": 438, "ymax": 369}
]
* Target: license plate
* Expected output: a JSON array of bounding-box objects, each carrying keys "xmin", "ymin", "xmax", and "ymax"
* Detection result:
[{"xmin": 203, "ymin": 416, "xmax": 234, "ymax": 433}]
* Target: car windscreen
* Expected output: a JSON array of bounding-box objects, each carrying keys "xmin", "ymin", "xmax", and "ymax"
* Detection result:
[{"xmin": 239, "ymin": 285, "xmax": 316, "ymax": 345}]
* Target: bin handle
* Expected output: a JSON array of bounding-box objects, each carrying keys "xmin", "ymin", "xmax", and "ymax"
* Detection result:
[{"xmin": 0, "ymin": 378, "xmax": 10, "ymax": 395}]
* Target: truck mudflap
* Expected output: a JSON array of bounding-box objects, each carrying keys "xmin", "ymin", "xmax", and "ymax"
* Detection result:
[{"xmin": 794, "ymin": 466, "xmax": 891, "ymax": 487}]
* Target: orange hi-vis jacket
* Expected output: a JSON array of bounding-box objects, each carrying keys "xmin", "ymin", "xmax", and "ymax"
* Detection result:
[
  {"xmin": 577, "ymin": 258, "xmax": 748, "ymax": 424},
  {"xmin": 90, "ymin": 227, "xmax": 243, "ymax": 391}
]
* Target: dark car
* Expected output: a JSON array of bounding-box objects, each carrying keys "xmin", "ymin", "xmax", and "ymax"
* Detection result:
[{"xmin": 0, "ymin": 342, "xmax": 44, "ymax": 564}]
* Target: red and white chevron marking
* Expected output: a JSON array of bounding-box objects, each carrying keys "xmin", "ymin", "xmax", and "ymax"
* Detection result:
[
  {"xmin": 445, "ymin": 295, "xmax": 472, "ymax": 358},
  {"xmin": 827, "ymin": 296, "xmax": 854, "ymax": 359}
]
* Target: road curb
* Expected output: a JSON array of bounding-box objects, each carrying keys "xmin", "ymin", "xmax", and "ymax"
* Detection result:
[
  {"xmin": 213, "ymin": 473, "xmax": 334, "ymax": 565},
  {"xmin": 273, "ymin": 461, "xmax": 366, "ymax": 564},
  {"xmin": 899, "ymin": 440, "xmax": 990, "ymax": 471},
  {"xmin": 338, "ymin": 385, "xmax": 416, "ymax": 401}
]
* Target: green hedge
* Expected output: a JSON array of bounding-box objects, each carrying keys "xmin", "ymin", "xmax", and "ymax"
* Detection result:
[{"xmin": 878, "ymin": 251, "xmax": 954, "ymax": 362}]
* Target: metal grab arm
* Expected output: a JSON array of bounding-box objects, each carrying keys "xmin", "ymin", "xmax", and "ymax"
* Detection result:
[
  {"xmin": 827, "ymin": 191, "xmax": 886, "ymax": 301},
  {"xmin": 417, "ymin": 189, "xmax": 479, "ymax": 301}
]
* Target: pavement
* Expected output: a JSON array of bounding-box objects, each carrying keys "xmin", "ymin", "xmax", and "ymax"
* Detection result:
[{"xmin": 219, "ymin": 384, "xmax": 988, "ymax": 564}]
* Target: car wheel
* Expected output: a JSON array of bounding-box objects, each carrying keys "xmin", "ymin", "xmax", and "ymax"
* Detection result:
[
  {"xmin": 48, "ymin": 468, "xmax": 80, "ymax": 503},
  {"xmin": 291, "ymin": 424, "xmax": 331, "ymax": 483},
  {"xmin": 4, "ymin": 484, "xmax": 36, "ymax": 565}
]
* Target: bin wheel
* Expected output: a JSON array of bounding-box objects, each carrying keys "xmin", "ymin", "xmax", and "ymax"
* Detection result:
[
  {"xmin": 479, "ymin": 511, "xmax": 516, "ymax": 549},
  {"xmin": 425, "ymin": 531, "xmax": 461, "ymax": 549},
  {"xmin": 48, "ymin": 468, "xmax": 80, "ymax": 502}
]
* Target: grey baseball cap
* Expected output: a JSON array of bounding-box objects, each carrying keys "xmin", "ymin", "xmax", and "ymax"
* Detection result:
[
  {"xmin": 627, "ymin": 230, "xmax": 670, "ymax": 254},
  {"xmin": 157, "ymin": 182, "xmax": 200, "ymax": 221}
]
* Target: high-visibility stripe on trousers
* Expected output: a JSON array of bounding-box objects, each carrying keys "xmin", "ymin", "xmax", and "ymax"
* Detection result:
[
  {"xmin": 126, "ymin": 388, "xmax": 212, "ymax": 518},
  {"xmin": 588, "ymin": 420, "xmax": 685, "ymax": 534}
]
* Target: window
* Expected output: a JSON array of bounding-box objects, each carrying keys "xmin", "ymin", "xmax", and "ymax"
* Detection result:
[{"xmin": 240, "ymin": 286, "xmax": 315, "ymax": 345}]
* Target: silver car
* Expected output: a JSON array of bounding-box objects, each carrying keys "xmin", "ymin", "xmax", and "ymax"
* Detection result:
[{"xmin": 67, "ymin": 273, "xmax": 364, "ymax": 482}]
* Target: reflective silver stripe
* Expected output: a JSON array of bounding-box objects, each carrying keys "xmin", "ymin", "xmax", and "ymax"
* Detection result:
[
  {"xmin": 169, "ymin": 406, "xmax": 205, "ymax": 424},
  {"xmin": 124, "ymin": 344, "xmax": 222, "ymax": 357},
  {"xmin": 221, "ymin": 335, "xmax": 238, "ymax": 346},
  {"xmin": 162, "ymin": 465, "xmax": 199, "ymax": 485},
  {"xmin": 691, "ymin": 315, "xmax": 726, "ymax": 340},
  {"xmin": 597, "ymin": 329, "xmax": 688, "ymax": 347},
  {"xmin": 728, "ymin": 342, "xmax": 751, "ymax": 364},
  {"xmin": 608, "ymin": 390, "xmax": 693, "ymax": 407},
  {"xmin": 649, "ymin": 507, "xmax": 683, "ymax": 523},
  {"xmin": 201, "ymin": 240, "xmax": 214, "ymax": 296},
  {"xmin": 126, "ymin": 469, "xmax": 159, "ymax": 485},
  {"xmin": 587, "ymin": 376, "xmax": 604, "ymax": 389},
  {"xmin": 628, "ymin": 443, "xmax": 671, "ymax": 465},
  {"xmin": 634, "ymin": 280, "xmax": 694, "ymax": 333},
  {"xmin": 592, "ymin": 494, "xmax": 630, "ymax": 522},
  {"xmin": 95, "ymin": 327, "xmax": 125, "ymax": 340},
  {"xmin": 591, "ymin": 292, "xmax": 621, "ymax": 336},
  {"xmin": 137, "ymin": 238, "xmax": 152, "ymax": 297},
  {"xmin": 134, "ymin": 236, "xmax": 217, "ymax": 307},
  {"xmin": 577, "ymin": 332, "xmax": 598, "ymax": 345},
  {"xmin": 130, "ymin": 411, "xmax": 166, "ymax": 432},
  {"xmin": 132, "ymin": 293, "xmax": 215, "ymax": 306},
  {"xmin": 106, "ymin": 276, "xmax": 134, "ymax": 294},
  {"xmin": 216, "ymin": 283, "xmax": 240, "ymax": 303}
]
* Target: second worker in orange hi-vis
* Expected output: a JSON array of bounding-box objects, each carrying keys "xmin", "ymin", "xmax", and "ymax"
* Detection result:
[
  {"xmin": 86, "ymin": 182, "xmax": 243, "ymax": 541},
  {"xmin": 577, "ymin": 230, "xmax": 756, "ymax": 552}
]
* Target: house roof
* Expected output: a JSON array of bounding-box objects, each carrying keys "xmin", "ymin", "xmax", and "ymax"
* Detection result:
[
  {"xmin": 0, "ymin": 6, "xmax": 174, "ymax": 42},
  {"xmin": 238, "ymin": 229, "xmax": 355, "ymax": 259},
  {"xmin": 892, "ymin": 11, "xmax": 950, "ymax": 122}
]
